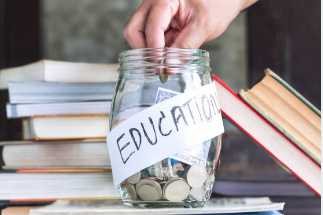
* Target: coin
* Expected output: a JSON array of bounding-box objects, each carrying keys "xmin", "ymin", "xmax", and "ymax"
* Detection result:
[
  {"xmin": 126, "ymin": 172, "xmax": 141, "ymax": 184},
  {"xmin": 159, "ymin": 68, "xmax": 168, "ymax": 83},
  {"xmin": 122, "ymin": 182, "xmax": 137, "ymax": 200},
  {"xmin": 186, "ymin": 164, "xmax": 207, "ymax": 188},
  {"xmin": 136, "ymin": 184, "xmax": 160, "ymax": 201},
  {"xmin": 189, "ymin": 186, "xmax": 204, "ymax": 200},
  {"xmin": 136, "ymin": 178, "xmax": 162, "ymax": 200},
  {"xmin": 163, "ymin": 178, "xmax": 190, "ymax": 201}
]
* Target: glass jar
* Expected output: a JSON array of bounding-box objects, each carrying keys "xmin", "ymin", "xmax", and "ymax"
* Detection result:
[{"xmin": 110, "ymin": 48, "xmax": 222, "ymax": 208}]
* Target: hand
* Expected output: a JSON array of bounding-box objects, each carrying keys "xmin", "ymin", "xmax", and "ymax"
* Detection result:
[{"xmin": 124, "ymin": 0, "xmax": 258, "ymax": 49}]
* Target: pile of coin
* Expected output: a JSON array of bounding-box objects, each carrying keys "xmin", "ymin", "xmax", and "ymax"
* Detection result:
[{"xmin": 120, "ymin": 160, "xmax": 211, "ymax": 202}]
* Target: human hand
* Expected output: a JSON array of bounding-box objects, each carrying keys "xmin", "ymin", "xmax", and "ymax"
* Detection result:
[{"xmin": 124, "ymin": 0, "xmax": 258, "ymax": 49}]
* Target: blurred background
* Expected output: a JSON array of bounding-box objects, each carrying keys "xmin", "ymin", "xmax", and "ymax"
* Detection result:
[{"xmin": 0, "ymin": 0, "xmax": 321, "ymax": 214}]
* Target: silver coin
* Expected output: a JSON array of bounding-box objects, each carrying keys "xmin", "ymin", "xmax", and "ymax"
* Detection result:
[
  {"xmin": 137, "ymin": 184, "xmax": 159, "ymax": 201},
  {"xmin": 163, "ymin": 178, "xmax": 190, "ymax": 201},
  {"xmin": 189, "ymin": 186, "xmax": 204, "ymax": 200},
  {"xmin": 186, "ymin": 164, "xmax": 207, "ymax": 188},
  {"xmin": 126, "ymin": 172, "xmax": 141, "ymax": 184},
  {"xmin": 136, "ymin": 178, "xmax": 162, "ymax": 200},
  {"xmin": 122, "ymin": 182, "xmax": 137, "ymax": 200},
  {"xmin": 159, "ymin": 68, "xmax": 168, "ymax": 83}
]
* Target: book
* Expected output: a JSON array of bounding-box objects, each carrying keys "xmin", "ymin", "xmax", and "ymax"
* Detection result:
[
  {"xmin": 0, "ymin": 202, "xmax": 52, "ymax": 215},
  {"xmin": 213, "ymin": 179, "xmax": 316, "ymax": 197},
  {"xmin": 0, "ymin": 60, "xmax": 119, "ymax": 89},
  {"xmin": 239, "ymin": 69, "xmax": 321, "ymax": 164},
  {"xmin": 211, "ymin": 75, "xmax": 321, "ymax": 196},
  {"xmin": 22, "ymin": 114, "xmax": 110, "ymax": 140},
  {"xmin": 6, "ymin": 101, "xmax": 111, "ymax": 118},
  {"xmin": 0, "ymin": 171, "xmax": 119, "ymax": 200},
  {"xmin": 0, "ymin": 139, "xmax": 110, "ymax": 169},
  {"xmin": 28, "ymin": 198, "xmax": 284, "ymax": 215},
  {"xmin": 271, "ymin": 196, "xmax": 321, "ymax": 215},
  {"xmin": 1, "ymin": 206, "xmax": 41, "ymax": 215},
  {"xmin": 8, "ymin": 82, "xmax": 116, "ymax": 103}
]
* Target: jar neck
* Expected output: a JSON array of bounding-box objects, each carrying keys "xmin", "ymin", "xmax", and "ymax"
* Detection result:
[{"xmin": 118, "ymin": 48, "xmax": 210, "ymax": 75}]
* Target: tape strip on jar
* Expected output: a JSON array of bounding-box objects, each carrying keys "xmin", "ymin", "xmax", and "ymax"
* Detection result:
[{"xmin": 106, "ymin": 82, "xmax": 224, "ymax": 187}]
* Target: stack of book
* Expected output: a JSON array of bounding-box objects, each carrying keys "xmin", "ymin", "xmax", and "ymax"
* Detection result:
[{"xmin": 0, "ymin": 60, "xmax": 121, "ymax": 202}]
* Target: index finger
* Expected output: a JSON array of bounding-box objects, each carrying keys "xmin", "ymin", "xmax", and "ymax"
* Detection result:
[
  {"xmin": 124, "ymin": 1, "xmax": 151, "ymax": 49},
  {"xmin": 145, "ymin": 0, "xmax": 179, "ymax": 48}
]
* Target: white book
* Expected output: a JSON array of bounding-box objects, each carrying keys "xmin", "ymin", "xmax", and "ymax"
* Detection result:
[
  {"xmin": 1, "ymin": 139, "xmax": 110, "ymax": 169},
  {"xmin": 6, "ymin": 101, "xmax": 111, "ymax": 118},
  {"xmin": 29, "ymin": 198, "xmax": 284, "ymax": 215},
  {"xmin": 0, "ymin": 172, "xmax": 119, "ymax": 200},
  {"xmin": 0, "ymin": 60, "xmax": 119, "ymax": 89},
  {"xmin": 23, "ymin": 114, "xmax": 110, "ymax": 140},
  {"xmin": 8, "ymin": 82, "xmax": 116, "ymax": 103}
]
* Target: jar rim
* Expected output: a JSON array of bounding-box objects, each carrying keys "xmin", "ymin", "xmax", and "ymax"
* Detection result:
[{"xmin": 119, "ymin": 47, "xmax": 209, "ymax": 57}]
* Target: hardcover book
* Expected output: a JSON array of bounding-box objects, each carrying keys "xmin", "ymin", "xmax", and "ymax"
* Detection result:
[
  {"xmin": 212, "ymin": 74, "xmax": 321, "ymax": 196},
  {"xmin": 239, "ymin": 69, "xmax": 321, "ymax": 164}
]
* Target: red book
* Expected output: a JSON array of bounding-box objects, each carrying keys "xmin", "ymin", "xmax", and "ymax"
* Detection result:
[{"xmin": 212, "ymin": 75, "xmax": 321, "ymax": 196}]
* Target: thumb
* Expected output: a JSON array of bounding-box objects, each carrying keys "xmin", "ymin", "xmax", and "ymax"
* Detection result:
[{"xmin": 170, "ymin": 24, "xmax": 207, "ymax": 49}]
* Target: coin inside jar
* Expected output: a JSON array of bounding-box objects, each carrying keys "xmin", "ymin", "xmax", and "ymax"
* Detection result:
[
  {"xmin": 163, "ymin": 178, "xmax": 190, "ymax": 201},
  {"xmin": 137, "ymin": 184, "xmax": 160, "ymax": 201},
  {"xmin": 121, "ymin": 182, "xmax": 137, "ymax": 200},
  {"xmin": 186, "ymin": 164, "xmax": 207, "ymax": 188},
  {"xmin": 126, "ymin": 172, "xmax": 141, "ymax": 184},
  {"xmin": 189, "ymin": 186, "xmax": 204, "ymax": 200},
  {"xmin": 136, "ymin": 178, "xmax": 162, "ymax": 201}
]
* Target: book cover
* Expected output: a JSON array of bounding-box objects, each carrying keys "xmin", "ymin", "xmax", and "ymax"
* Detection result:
[{"xmin": 211, "ymin": 75, "xmax": 321, "ymax": 196}]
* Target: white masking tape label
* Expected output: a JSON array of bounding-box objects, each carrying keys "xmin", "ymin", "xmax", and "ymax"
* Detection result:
[{"xmin": 106, "ymin": 82, "xmax": 224, "ymax": 187}]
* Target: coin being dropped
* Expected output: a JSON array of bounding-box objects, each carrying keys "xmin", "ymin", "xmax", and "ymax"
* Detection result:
[
  {"xmin": 122, "ymin": 182, "xmax": 137, "ymax": 200},
  {"xmin": 163, "ymin": 178, "xmax": 190, "ymax": 201},
  {"xmin": 126, "ymin": 172, "xmax": 141, "ymax": 184},
  {"xmin": 136, "ymin": 178, "xmax": 163, "ymax": 200},
  {"xmin": 186, "ymin": 164, "xmax": 207, "ymax": 188},
  {"xmin": 189, "ymin": 186, "xmax": 204, "ymax": 200},
  {"xmin": 137, "ymin": 184, "xmax": 160, "ymax": 201},
  {"xmin": 159, "ymin": 68, "xmax": 168, "ymax": 83}
]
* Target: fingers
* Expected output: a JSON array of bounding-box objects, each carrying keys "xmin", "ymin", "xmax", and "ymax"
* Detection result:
[
  {"xmin": 123, "ymin": 1, "xmax": 151, "ymax": 49},
  {"xmin": 145, "ymin": 0, "xmax": 179, "ymax": 48},
  {"xmin": 170, "ymin": 23, "xmax": 208, "ymax": 49},
  {"xmin": 164, "ymin": 28, "xmax": 180, "ymax": 47}
]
